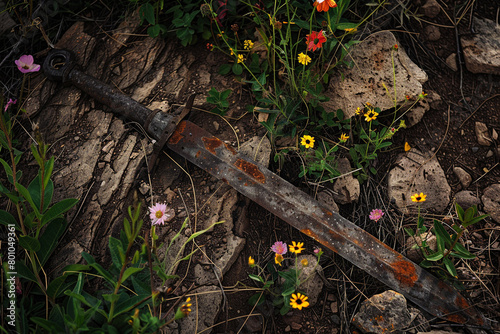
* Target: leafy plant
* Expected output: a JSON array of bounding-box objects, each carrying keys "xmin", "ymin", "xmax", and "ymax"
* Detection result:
[
  {"xmin": 405, "ymin": 203, "xmax": 488, "ymax": 280},
  {"xmin": 206, "ymin": 87, "xmax": 232, "ymax": 116}
]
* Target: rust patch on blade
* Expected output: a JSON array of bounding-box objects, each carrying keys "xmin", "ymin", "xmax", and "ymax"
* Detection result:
[
  {"xmin": 392, "ymin": 258, "xmax": 418, "ymax": 287},
  {"xmin": 234, "ymin": 158, "xmax": 265, "ymax": 183},
  {"xmin": 168, "ymin": 121, "xmax": 187, "ymax": 144},
  {"xmin": 202, "ymin": 136, "xmax": 223, "ymax": 154}
]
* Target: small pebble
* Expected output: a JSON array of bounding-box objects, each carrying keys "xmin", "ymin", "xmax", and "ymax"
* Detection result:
[{"xmin": 471, "ymin": 147, "xmax": 479, "ymax": 153}]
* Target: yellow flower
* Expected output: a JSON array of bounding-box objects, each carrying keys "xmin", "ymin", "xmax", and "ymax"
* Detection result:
[
  {"xmin": 290, "ymin": 293, "xmax": 309, "ymax": 310},
  {"xmin": 248, "ymin": 256, "xmax": 255, "ymax": 267},
  {"xmin": 300, "ymin": 135, "xmax": 315, "ymax": 149},
  {"xmin": 289, "ymin": 241, "xmax": 305, "ymax": 254},
  {"xmin": 275, "ymin": 253, "xmax": 284, "ymax": 266},
  {"xmin": 344, "ymin": 27, "xmax": 357, "ymax": 33},
  {"xmin": 364, "ymin": 109, "xmax": 379, "ymax": 122},
  {"xmin": 297, "ymin": 52, "xmax": 311, "ymax": 65},
  {"xmin": 175, "ymin": 297, "xmax": 193, "ymax": 319},
  {"xmin": 340, "ymin": 133, "xmax": 349, "ymax": 142},
  {"xmin": 237, "ymin": 54, "xmax": 246, "ymax": 63},
  {"xmin": 355, "ymin": 107, "xmax": 362, "ymax": 115},
  {"xmin": 230, "ymin": 48, "xmax": 234, "ymax": 56},
  {"xmin": 244, "ymin": 40, "xmax": 254, "ymax": 50},
  {"xmin": 404, "ymin": 142, "xmax": 411, "ymax": 152},
  {"xmin": 411, "ymin": 192, "xmax": 427, "ymax": 203},
  {"xmin": 419, "ymin": 91, "xmax": 428, "ymax": 99},
  {"xmin": 301, "ymin": 258, "xmax": 309, "ymax": 267}
]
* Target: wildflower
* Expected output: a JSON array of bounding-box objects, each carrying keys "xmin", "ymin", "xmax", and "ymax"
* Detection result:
[
  {"xmin": 405, "ymin": 95, "xmax": 411, "ymax": 100},
  {"xmin": 206, "ymin": 43, "xmax": 213, "ymax": 50},
  {"xmin": 175, "ymin": 297, "xmax": 192, "ymax": 319},
  {"xmin": 217, "ymin": 31, "xmax": 224, "ymax": 38},
  {"xmin": 399, "ymin": 120, "xmax": 406, "ymax": 128},
  {"xmin": 313, "ymin": 0, "xmax": 337, "ymax": 12},
  {"xmin": 392, "ymin": 44, "xmax": 398, "ymax": 50},
  {"xmin": 248, "ymin": 256, "xmax": 255, "ymax": 267},
  {"xmin": 297, "ymin": 52, "xmax": 311, "ymax": 65},
  {"xmin": 404, "ymin": 142, "xmax": 411, "ymax": 152},
  {"xmin": 314, "ymin": 248, "xmax": 323, "ymax": 257},
  {"xmin": 355, "ymin": 107, "xmax": 362, "ymax": 115},
  {"xmin": 4, "ymin": 98, "xmax": 17, "ymax": 112},
  {"xmin": 290, "ymin": 293, "xmax": 310, "ymax": 310},
  {"xmin": 149, "ymin": 203, "xmax": 174, "ymax": 225},
  {"xmin": 15, "ymin": 55, "xmax": 40, "ymax": 73},
  {"xmin": 237, "ymin": 54, "xmax": 246, "ymax": 63},
  {"xmin": 271, "ymin": 241, "xmax": 288, "ymax": 255},
  {"xmin": 306, "ymin": 31, "xmax": 326, "ymax": 52},
  {"xmin": 244, "ymin": 40, "xmax": 254, "ymax": 50},
  {"xmin": 340, "ymin": 133, "xmax": 349, "ymax": 142},
  {"xmin": 411, "ymin": 192, "xmax": 426, "ymax": 203},
  {"xmin": 364, "ymin": 109, "xmax": 379, "ymax": 122},
  {"xmin": 275, "ymin": 253, "xmax": 284, "ymax": 266},
  {"xmin": 231, "ymin": 24, "xmax": 239, "ymax": 33},
  {"xmin": 230, "ymin": 48, "xmax": 234, "ymax": 56},
  {"xmin": 369, "ymin": 209, "xmax": 384, "ymax": 222},
  {"xmin": 289, "ymin": 241, "xmax": 305, "ymax": 254},
  {"xmin": 419, "ymin": 91, "xmax": 428, "ymax": 99},
  {"xmin": 344, "ymin": 27, "xmax": 357, "ymax": 33},
  {"xmin": 300, "ymin": 135, "xmax": 315, "ymax": 149},
  {"xmin": 301, "ymin": 258, "xmax": 309, "ymax": 267}
]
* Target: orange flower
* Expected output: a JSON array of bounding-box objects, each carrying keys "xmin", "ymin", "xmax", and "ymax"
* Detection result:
[
  {"xmin": 306, "ymin": 31, "xmax": 326, "ymax": 51},
  {"xmin": 313, "ymin": 0, "xmax": 337, "ymax": 12}
]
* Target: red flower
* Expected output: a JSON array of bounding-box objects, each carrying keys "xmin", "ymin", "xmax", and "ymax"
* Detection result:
[
  {"xmin": 306, "ymin": 31, "xmax": 326, "ymax": 51},
  {"xmin": 313, "ymin": 0, "xmax": 337, "ymax": 12}
]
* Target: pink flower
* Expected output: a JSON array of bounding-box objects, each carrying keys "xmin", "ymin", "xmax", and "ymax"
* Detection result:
[
  {"xmin": 369, "ymin": 209, "xmax": 384, "ymax": 222},
  {"xmin": 149, "ymin": 203, "xmax": 174, "ymax": 225},
  {"xmin": 4, "ymin": 98, "xmax": 17, "ymax": 112},
  {"xmin": 15, "ymin": 55, "xmax": 40, "ymax": 73},
  {"xmin": 271, "ymin": 241, "xmax": 287, "ymax": 255}
]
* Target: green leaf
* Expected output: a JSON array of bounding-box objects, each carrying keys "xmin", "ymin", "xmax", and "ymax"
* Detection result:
[
  {"xmin": 0, "ymin": 209, "xmax": 19, "ymax": 230},
  {"xmin": 249, "ymin": 274, "xmax": 264, "ymax": 283},
  {"xmin": 19, "ymin": 234, "xmax": 41, "ymax": 252},
  {"xmin": 281, "ymin": 287, "xmax": 295, "ymax": 296},
  {"xmin": 109, "ymin": 237, "xmax": 125, "ymax": 269},
  {"xmin": 455, "ymin": 203, "xmax": 464, "ymax": 222},
  {"xmin": 443, "ymin": 257, "xmax": 457, "ymax": 277},
  {"xmin": 41, "ymin": 198, "xmax": 78, "ymax": 226},
  {"xmin": 37, "ymin": 218, "xmax": 66, "ymax": 266},
  {"xmin": 433, "ymin": 220, "xmax": 452, "ymax": 247},
  {"xmin": 0, "ymin": 158, "xmax": 13, "ymax": 177},
  {"xmin": 121, "ymin": 267, "xmax": 143, "ymax": 284},
  {"xmin": 232, "ymin": 63, "xmax": 243, "ymax": 75},
  {"xmin": 43, "ymin": 157, "xmax": 55, "ymax": 188},
  {"xmin": 16, "ymin": 182, "xmax": 41, "ymax": 218},
  {"xmin": 219, "ymin": 64, "xmax": 231, "ymax": 75},
  {"xmin": 139, "ymin": 3, "xmax": 155, "ymax": 25},
  {"xmin": 46, "ymin": 275, "xmax": 68, "ymax": 299},
  {"xmin": 114, "ymin": 294, "xmax": 152, "ymax": 316},
  {"xmin": 248, "ymin": 292, "xmax": 265, "ymax": 306},
  {"xmin": 404, "ymin": 227, "xmax": 415, "ymax": 237},
  {"xmin": 424, "ymin": 251, "xmax": 443, "ymax": 261},
  {"xmin": 16, "ymin": 260, "xmax": 38, "ymax": 283}
]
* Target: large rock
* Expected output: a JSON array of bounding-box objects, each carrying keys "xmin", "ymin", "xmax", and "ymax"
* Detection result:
[
  {"xmin": 461, "ymin": 17, "xmax": 500, "ymax": 75},
  {"xmin": 352, "ymin": 290, "xmax": 411, "ymax": 334},
  {"xmin": 388, "ymin": 149, "xmax": 451, "ymax": 214},
  {"xmin": 324, "ymin": 31, "xmax": 427, "ymax": 118},
  {"xmin": 482, "ymin": 184, "xmax": 500, "ymax": 224}
]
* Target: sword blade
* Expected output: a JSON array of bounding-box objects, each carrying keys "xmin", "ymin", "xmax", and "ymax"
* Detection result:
[{"xmin": 167, "ymin": 120, "xmax": 487, "ymax": 327}]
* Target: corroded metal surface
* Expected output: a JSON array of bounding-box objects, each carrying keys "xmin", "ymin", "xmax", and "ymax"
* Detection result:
[{"xmin": 167, "ymin": 120, "xmax": 488, "ymax": 327}]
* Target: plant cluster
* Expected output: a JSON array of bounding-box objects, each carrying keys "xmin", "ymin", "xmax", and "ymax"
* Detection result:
[
  {"xmin": 247, "ymin": 240, "xmax": 323, "ymax": 315},
  {"xmin": 404, "ymin": 193, "xmax": 488, "ymax": 284}
]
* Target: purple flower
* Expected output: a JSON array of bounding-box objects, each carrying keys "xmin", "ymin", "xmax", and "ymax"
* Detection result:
[
  {"xmin": 4, "ymin": 98, "xmax": 17, "ymax": 112},
  {"xmin": 271, "ymin": 241, "xmax": 287, "ymax": 255},
  {"xmin": 369, "ymin": 209, "xmax": 384, "ymax": 222},
  {"xmin": 15, "ymin": 55, "xmax": 40, "ymax": 73},
  {"xmin": 149, "ymin": 203, "xmax": 174, "ymax": 225}
]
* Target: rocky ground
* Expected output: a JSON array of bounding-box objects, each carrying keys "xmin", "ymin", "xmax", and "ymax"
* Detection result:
[{"xmin": 1, "ymin": 0, "xmax": 499, "ymax": 333}]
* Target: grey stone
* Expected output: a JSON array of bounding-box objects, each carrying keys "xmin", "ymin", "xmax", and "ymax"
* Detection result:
[
  {"xmin": 453, "ymin": 166, "xmax": 472, "ymax": 188},
  {"xmin": 461, "ymin": 17, "xmax": 500, "ymax": 75},
  {"xmin": 239, "ymin": 136, "xmax": 272, "ymax": 168},
  {"xmin": 323, "ymin": 31, "xmax": 427, "ymax": 119},
  {"xmin": 295, "ymin": 255, "xmax": 323, "ymax": 306},
  {"xmin": 317, "ymin": 190, "xmax": 339, "ymax": 212},
  {"xmin": 178, "ymin": 285, "xmax": 222, "ymax": 334},
  {"xmin": 388, "ymin": 149, "xmax": 451, "ymax": 214},
  {"xmin": 333, "ymin": 158, "xmax": 360, "ymax": 204},
  {"xmin": 482, "ymin": 184, "xmax": 500, "ymax": 224},
  {"xmin": 446, "ymin": 53, "xmax": 458, "ymax": 71},
  {"xmin": 424, "ymin": 25, "xmax": 441, "ymax": 41},
  {"xmin": 352, "ymin": 290, "xmax": 411, "ymax": 334},
  {"xmin": 421, "ymin": 0, "xmax": 440, "ymax": 18},
  {"xmin": 455, "ymin": 191, "xmax": 481, "ymax": 209},
  {"xmin": 475, "ymin": 122, "xmax": 492, "ymax": 146}
]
